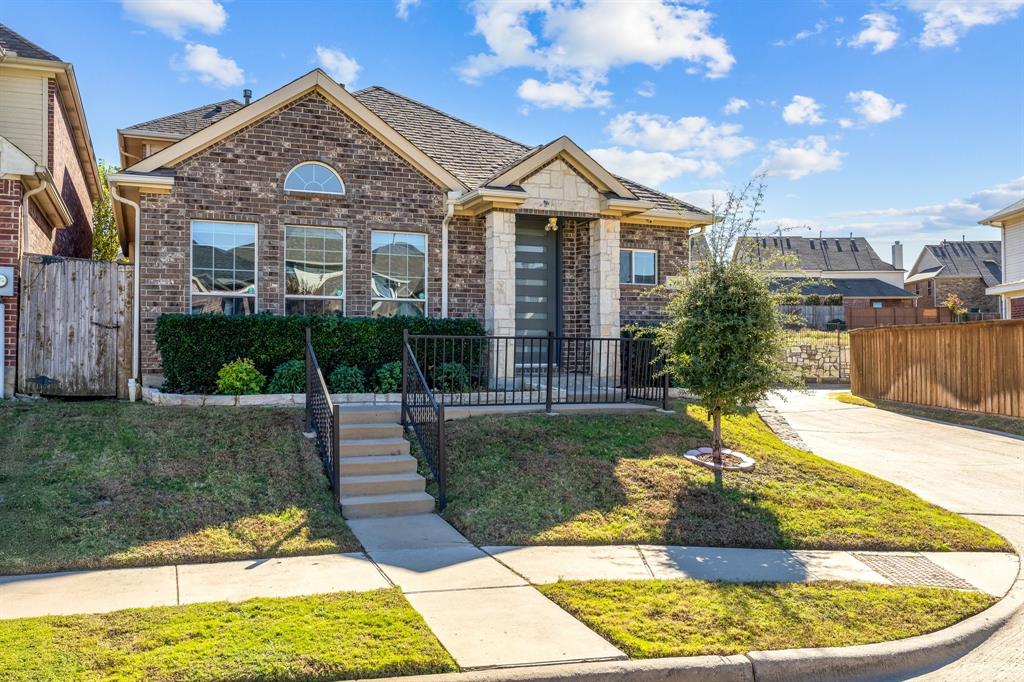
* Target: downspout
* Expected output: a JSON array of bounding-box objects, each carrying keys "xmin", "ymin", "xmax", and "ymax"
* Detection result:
[
  {"xmin": 109, "ymin": 182, "xmax": 141, "ymax": 401},
  {"xmin": 441, "ymin": 191, "xmax": 458, "ymax": 318}
]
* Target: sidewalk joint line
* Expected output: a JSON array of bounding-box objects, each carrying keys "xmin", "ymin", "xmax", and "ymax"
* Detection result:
[
  {"xmin": 635, "ymin": 544, "xmax": 656, "ymax": 579},
  {"xmin": 401, "ymin": 583, "xmax": 532, "ymax": 596},
  {"xmin": 174, "ymin": 565, "xmax": 180, "ymax": 605}
]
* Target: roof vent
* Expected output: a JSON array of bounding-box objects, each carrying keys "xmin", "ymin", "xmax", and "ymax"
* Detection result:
[
  {"xmin": 835, "ymin": 240, "xmax": 843, "ymax": 252},
  {"xmin": 810, "ymin": 240, "xmax": 816, "ymax": 249},
  {"xmin": 243, "ymin": 89, "xmax": 252, "ymax": 105},
  {"xmin": 203, "ymin": 105, "xmax": 222, "ymax": 119}
]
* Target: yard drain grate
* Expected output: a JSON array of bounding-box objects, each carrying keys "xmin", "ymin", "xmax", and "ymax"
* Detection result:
[{"xmin": 853, "ymin": 554, "xmax": 975, "ymax": 590}]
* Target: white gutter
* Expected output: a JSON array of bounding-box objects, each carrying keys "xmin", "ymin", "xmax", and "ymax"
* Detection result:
[
  {"xmin": 109, "ymin": 182, "xmax": 141, "ymax": 401},
  {"xmin": 441, "ymin": 191, "xmax": 458, "ymax": 318}
]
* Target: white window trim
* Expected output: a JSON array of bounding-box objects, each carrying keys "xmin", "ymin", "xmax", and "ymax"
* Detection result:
[
  {"xmin": 189, "ymin": 219, "xmax": 259, "ymax": 314},
  {"xmin": 621, "ymin": 248, "xmax": 658, "ymax": 286},
  {"xmin": 284, "ymin": 161, "xmax": 346, "ymax": 196},
  {"xmin": 371, "ymin": 229, "xmax": 429, "ymax": 316},
  {"xmin": 284, "ymin": 224, "xmax": 347, "ymax": 316}
]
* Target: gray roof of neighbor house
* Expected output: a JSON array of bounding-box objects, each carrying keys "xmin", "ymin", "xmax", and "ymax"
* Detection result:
[
  {"xmin": 122, "ymin": 99, "xmax": 245, "ymax": 137},
  {"xmin": 0, "ymin": 23, "xmax": 61, "ymax": 62},
  {"xmin": 906, "ymin": 241, "xmax": 1002, "ymax": 287},
  {"xmin": 736, "ymin": 235, "xmax": 898, "ymax": 272},
  {"xmin": 774, "ymin": 277, "xmax": 916, "ymax": 299},
  {"xmin": 120, "ymin": 84, "xmax": 705, "ymax": 215}
]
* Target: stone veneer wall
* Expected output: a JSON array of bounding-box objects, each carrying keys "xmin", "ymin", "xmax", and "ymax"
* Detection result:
[
  {"xmin": 619, "ymin": 223, "xmax": 691, "ymax": 327},
  {"xmin": 137, "ymin": 92, "xmax": 447, "ymax": 376}
]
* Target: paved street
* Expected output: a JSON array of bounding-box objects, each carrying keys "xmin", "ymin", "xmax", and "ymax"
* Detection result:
[{"xmin": 767, "ymin": 389, "xmax": 1024, "ymax": 681}]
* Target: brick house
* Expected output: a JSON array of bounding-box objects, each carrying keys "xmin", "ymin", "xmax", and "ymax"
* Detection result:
[
  {"xmin": 108, "ymin": 70, "xmax": 711, "ymax": 389},
  {"xmin": 904, "ymin": 240, "xmax": 1002, "ymax": 314},
  {"xmin": 979, "ymin": 198, "xmax": 1024, "ymax": 319},
  {"xmin": 0, "ymin": 24, "xmax": 101, "ymax": 396}
]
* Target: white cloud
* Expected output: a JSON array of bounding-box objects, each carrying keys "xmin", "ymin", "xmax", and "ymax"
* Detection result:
[
  {"xmin": 588, "ymin": 148, "xmax": 714, "ymax": 186},
  {"xmin": 636, "ymin": 81, "xmax": 656, "ymax": 98},
  {"xmin": 758, "ymin": 136, "xmax": 845, "ymax": 180},
  {"xmin": 774, "ymin": 19, "xmax": 830, "ymax": 46},
  {"xmin": 517, "ymin": 77, "xmax": 612, "ymax": 109},
  {"xmin": 782, "ymin": 95, "xmax": 826, "ymax": 125},
  {"xmin": 838, "ymin": 118, "xmax": 855, "ymax": 128},
  {"xmin": 460, "ymin": 0, "xmax": 734, "ymax": 106},
  {"xmin": 121, "ymin": 0, "xmax": 226, "ymax": 40},
  {"xmin": 908, "ymin": 0, "xmax": 1024, "ymax": 48},
  {"xmin": 672, "ymin": 188, "xmax": 729, "ymax": 211},
  {"xmin": 177, "ymin": 43, "xmax": 243, "ymax": 87},
  {"xmin": 316, "ymin": 47, "xmax": 361, "ymax": 85},
  {"xmin": 847, "ymin": 90, "xmax": 906, "ymax": 124},
  {"xmin": 848, "ymin": 12, "xmax": 900, "ymax": 53},
  {"xmin": 830, "ymin": 177, "xmax": 1024, "ymax": 226},
  {"xmin": 722, "ymin": 97, "xmax": 749, "ymax": 115},
  {"xmin": 607, "ymin": 111, "xmax": 755, "ymax": 159},
  {"xmin": 396, "ymin": 0, "xmax": 421, "ymax": 20}
]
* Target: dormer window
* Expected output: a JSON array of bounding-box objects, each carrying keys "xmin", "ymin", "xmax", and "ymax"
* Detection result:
[{"xmin": 284, "ymin": 162, "xmax": 345, "ymax": 195}]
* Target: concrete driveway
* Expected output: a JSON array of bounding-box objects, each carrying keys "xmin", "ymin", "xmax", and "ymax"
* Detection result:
[{"xmin": 766, "ymin": 389, "xmax": 1024, "ymax": 681}]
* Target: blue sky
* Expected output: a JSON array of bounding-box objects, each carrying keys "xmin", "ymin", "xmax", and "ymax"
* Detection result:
[{"xmin": 5, "ymin": 0, "xmax": 1022, "ymax": 265}]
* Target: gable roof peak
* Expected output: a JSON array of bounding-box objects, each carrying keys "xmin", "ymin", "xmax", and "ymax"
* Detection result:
[{"xmin": 0, "ymin": 23, "xmax": 61, "ymax": 62}]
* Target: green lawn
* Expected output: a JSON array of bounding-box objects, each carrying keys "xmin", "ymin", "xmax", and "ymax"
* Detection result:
[
  {"xmin": 0, "ymin": 589, "xmax": 457, "ymax": 681},
  {"xmin": 0, "ymin": 401, "xmax": 359, "ymax": 575},
  {"xmin": 832, "ymin": 391, "xmax": 1024, "ymax": 437},
  {"xmin": 440, "ymin": 403, "xmax": 1007, "ymax": 551},
  {"xmin": 539, "ymin": 579, "xmax": 994, "ymax": 658}
]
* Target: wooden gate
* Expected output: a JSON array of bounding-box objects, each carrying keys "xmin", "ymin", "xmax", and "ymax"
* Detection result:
[{"xmin": 18, "ymin": 255, "xmax": 133, "ymax": 398}]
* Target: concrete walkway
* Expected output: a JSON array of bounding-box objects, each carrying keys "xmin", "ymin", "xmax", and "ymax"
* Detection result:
[{"xmin": 765, "ymin": 389, "xmax": 1024, "ymax": 681}]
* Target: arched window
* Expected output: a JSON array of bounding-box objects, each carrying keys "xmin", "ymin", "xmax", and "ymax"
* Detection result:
[{"xmin": 284, "ymin": 162, "xmax": 345, "ymax": 195}]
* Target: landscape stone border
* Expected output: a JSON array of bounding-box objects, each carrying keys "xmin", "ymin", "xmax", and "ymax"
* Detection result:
[{"xmin": 141, "ymin": 386, "xmax": 402, "ymax": 407}]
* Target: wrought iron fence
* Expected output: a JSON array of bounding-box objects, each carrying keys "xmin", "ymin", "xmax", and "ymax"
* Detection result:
[
  {"xmin": 401, "ymin": 330, "xmax": 447, "ymax": 509},
  {"xmin": 403, "ymin": 332, "xmax": 669, "ymax": 409},
  {"xmin": 305, "ymin": 327, "xmax": 341, "ymax": 506}
]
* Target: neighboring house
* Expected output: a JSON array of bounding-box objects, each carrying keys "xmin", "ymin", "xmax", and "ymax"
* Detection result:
[
  {"xmin": 979, "ymin": 198, "xmax": 1024, "ymax": 319},
  {"xmin": 904, "ymin": 240, "xmax": 1002, "ymax": 313},
  {"xmin": 734, "ymin": 235, "xmax": 915, "ymax": 317},
  {"xmin": 0, "ymin": 24, "xmax": 101, "ymax": 396},
  {"xmin": 107, "ymin": 70, "xmax": 711, "ymax": 388}
]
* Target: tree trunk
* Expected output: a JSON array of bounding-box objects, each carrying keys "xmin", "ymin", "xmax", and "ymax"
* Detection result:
[{"xmin": 712, "ymin": 406, "xmax": 723, "ymax": 488}]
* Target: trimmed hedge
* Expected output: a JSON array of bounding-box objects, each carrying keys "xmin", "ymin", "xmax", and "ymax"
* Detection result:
[{"xmin": 156, "ymin": 314, "xmax": 485, "ymax": 393}]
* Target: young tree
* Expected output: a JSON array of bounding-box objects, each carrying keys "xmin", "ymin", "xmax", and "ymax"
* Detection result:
[
  {"xmin": 658, "ymin": 180, "xmax": 800, "ymax": 486},
  {"xmin": 941, "ymin": 292, "xmax": 967, "ymax": 321},
  {"xmin": 92, "ymin": 161, "xmax": 123, "ymax": 262}
]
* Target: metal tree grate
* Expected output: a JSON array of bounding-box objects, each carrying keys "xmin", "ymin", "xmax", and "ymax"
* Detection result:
[{"xmin": 853, "ymin": 554, "xmax": 975, "ymax": 590}]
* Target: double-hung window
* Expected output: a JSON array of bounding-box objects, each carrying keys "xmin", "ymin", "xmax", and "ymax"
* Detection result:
[
  {"xmin": 371, "ymin": 230, "xmax": 427, "ymax": 317},
  {"xmin": 285, "ymin": 225, "xmax": 345, "ymax": 315},
  {"xmin": 620, "ymin": 248, "xmax": 657, "ymax": 285},
  {"xmin": 191, "ymin": 220, "xmax": 257, "ymax": 315}
]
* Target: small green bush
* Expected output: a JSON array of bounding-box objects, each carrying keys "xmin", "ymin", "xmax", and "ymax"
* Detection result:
[
  {"xmin": 215, "ymin": 358, "xmax": 266, "ymax": 395},
  {"xmin": 267, "ymin": 359, "xmax": 306, "ymax": 394},
  {"xmin": 329, "ymin": 365, "xmax": 365, "ymax": 393},
  {"xmin": 432, "ymin": 362, "xmax": 470, "ymax": 392},
  {"xmin": 375, "ymin": 361, "xmax": 403, "ymax": 393}
]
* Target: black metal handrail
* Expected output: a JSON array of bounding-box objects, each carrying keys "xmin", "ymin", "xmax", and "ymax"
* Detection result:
[
  {"xmin": 401, "ymin": 329, "xmax": 447, "ymax": 509},
  {"xmin": 305, "ymin": 327, "xmax": 341, "ymax": 507}
]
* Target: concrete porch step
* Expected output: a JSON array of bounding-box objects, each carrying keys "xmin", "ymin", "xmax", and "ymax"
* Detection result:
[
  {"xmin": 338, "ymin": 422, "xmax": 404, "ymax": 440},
  {"xmin": 339, "ymin": 471, "xmax": 426, "ymax": 497},
  {"xmin": 338, "ymin": 404, "xmax": 401, "ymax": 424},
  {"xmin": 341, "ymin": 491, "xmax": 436, "ymax": 518},
  {"xmin": 338, "ymin": 454, "xmax": 418, "ymax": 476},
  {"xmin": 337, "ymin": 437, "xmax": 410, "ymax": 457}
]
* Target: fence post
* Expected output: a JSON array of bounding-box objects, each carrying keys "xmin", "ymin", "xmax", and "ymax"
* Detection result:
[
  {"xmin": 545, "ymin": 331, "xmax": 554, "ymax": 413},
  {"xmin": 661, "ymin": 359, "xmax": 670, "ymax": 411},
  {"xmin": 332, "ymin": 405, "xmax": 342, "ymax": 507},
  {"xmin": 401, "ymin": 328, "xmax": 409, "ymax": 427},
  {"xmin": 304, "ymin": 327, "xmax": 312, "ymax": 432},
  {"xmin": 437, "ymin": 401, "xmax": 447, "ymax": 510},
  {"xmin": 624, "ymin": 336, "xmax": 633, "ymax": 401}
]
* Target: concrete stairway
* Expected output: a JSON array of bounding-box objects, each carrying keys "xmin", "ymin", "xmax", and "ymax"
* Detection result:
[{"xmin": 337, "ymin": 404, "xmax": 435, "ymax": 518}]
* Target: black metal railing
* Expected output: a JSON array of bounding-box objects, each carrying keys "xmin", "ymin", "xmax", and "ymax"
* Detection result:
[
  {"xmin": 401, "ymin": 330, "xmax": 447, "ymax": 509},
  {"xmin": 404, "ymin": 333, "xmax": 669, "ymax": 410},
  {"xmin": 305, "ymin": 327, "xmax": 341, "ymax": 506}
]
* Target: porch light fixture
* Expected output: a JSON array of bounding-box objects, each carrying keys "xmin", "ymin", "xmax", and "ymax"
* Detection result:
[{"xmin": 545, "ymin": 216, "xmax": 558, "ymax": 232}]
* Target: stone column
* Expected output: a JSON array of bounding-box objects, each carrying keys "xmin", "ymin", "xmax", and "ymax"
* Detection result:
[
  {"xmin": 589, "ymin": 217, "xmax": 621, "ymax": 381},
  {"xmin": 485, "ymin": 210, "xmax": 516, "ymax": 386}
]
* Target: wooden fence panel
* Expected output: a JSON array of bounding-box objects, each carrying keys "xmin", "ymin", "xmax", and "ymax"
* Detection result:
[
  {"xmin": 851, "ymin": 320, "xmax": 1024, "ymax": 418},
  {"xmin": 18, "ymin": 255, "xmax": 133, "ymax": 399}
]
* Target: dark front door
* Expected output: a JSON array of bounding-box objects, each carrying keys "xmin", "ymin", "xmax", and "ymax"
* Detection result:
[{"xmin": 515, "ymin": 218, "xmax": 560, "ymax": 364}]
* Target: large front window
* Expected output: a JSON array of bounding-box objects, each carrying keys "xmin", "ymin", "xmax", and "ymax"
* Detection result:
[
  {"xmin": 285, "ymin": 225, "xmax": 345, "ymax": 315},
  {"xmin": 191, "ymin": 220, "xmax": 256, "ymax": 314},
  {"xmin": 620, "ymin": 248, "xmax": 657, "ymax": 285},
  {"xmin": 371, "ymin": 231, "xmax": 426, "ymax": 317}
]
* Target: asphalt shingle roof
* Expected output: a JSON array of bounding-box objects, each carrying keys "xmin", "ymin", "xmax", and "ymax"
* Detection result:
[
  {"xmin": 920, "ymin": 241, "xmax": 1002, "ymax": 287},
  {"xmin": 736, "ymin": 235, "xmax": 897, "ymax": 272},
  {"xmin": 123, "ymin": 100, "xmax": 245, "ymax": 137},
  {"xmin": 775, "ymin": 277, "xmax": 916, "ymax": 299},
  {"xmin": 0, "ymin": 23, "xmax": 61, "ymax": 62}
]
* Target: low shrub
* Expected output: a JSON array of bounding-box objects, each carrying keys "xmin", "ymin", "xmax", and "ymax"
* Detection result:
[
  {"xmin": 267, "ymin": 359, "xmax": 306, "ymax": 394},
  {"xmin": 375, "ymin": 361, "xmax": 403, "ymax": 393},
  {"xmin": 329, "ymin": 365, "xmax": 365, "ymax": 393},
  {"xmin": 433, "ymin": 362, "xmax": 470, "ymax": 392},
  {"xmin": 215, "ymin": 358, "xmax": 265, "ymax": 395},
  {"xmin": 155, "ymin": 314, "xmax": 484, "ymax": 393}
]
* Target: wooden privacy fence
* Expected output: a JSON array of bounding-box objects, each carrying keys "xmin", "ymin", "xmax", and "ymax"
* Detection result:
[
  {"xmin": 850, "ymin": 320, "xmax": 1024, "ymax": 418},
  {"xmin": 18, "ymin": 255, "xmax": 133, "ymax": 399}
]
